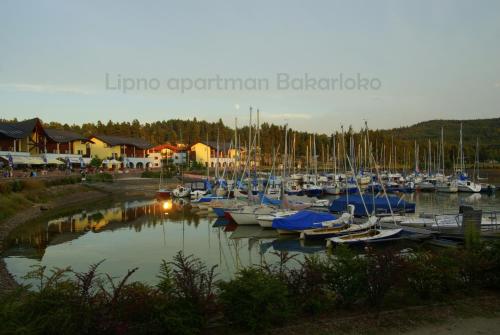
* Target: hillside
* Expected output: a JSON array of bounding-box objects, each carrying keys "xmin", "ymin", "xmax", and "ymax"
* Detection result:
[
  {"xmin": 382, "ymin": 118, "xmax": 500, "ymax": 144},
  {"xmin": 378, "ymin": 118, "xmax": 500, "ymax": 162}
]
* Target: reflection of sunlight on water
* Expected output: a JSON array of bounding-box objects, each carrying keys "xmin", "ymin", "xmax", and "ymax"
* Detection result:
[{"xmin": 162, "ymin": 200, "xmax": 172, "ymax": 211}]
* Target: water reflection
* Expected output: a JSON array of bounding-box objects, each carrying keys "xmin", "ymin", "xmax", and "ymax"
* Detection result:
[
  {"xmin": 3, "ymin": 191, "xmax": 499, "ymax": 286},
  {"xmin": 3, "ymin": 198, "xmax": 205, "ymax": 261}
]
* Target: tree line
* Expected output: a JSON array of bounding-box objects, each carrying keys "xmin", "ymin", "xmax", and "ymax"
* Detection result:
[{"xmin": 2, "ymin": 117, "xmax": 499, "ymax": 167}]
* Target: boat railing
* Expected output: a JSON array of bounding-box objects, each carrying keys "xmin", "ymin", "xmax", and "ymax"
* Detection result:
[{"xmin": 430, "ymin": 210, "xmax": 500, "ymax": 233}]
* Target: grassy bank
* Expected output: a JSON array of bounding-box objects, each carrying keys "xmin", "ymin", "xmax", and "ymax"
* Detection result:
[
  {"xmin": 0, "ymin": 177, "xmax": 82, "ymax": 222},
  {"xmin": 1, "ymin": 242, "xmax": 499, "ymax": 334},
  {"xmin": 0, "ymin": 175, "xmax": 116, "ymax": 222}
]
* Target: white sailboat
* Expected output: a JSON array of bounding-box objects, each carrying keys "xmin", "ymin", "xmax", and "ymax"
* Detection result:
[
  {"xmin": 456, "ymin": 123, "xmax": 481, "ymax": 193},
  {"xmin": 156, "ymin": 157, "xmax": 171, "ymax": 198},
  {"xmin": 436, "ymin": 127, "xmax": 458, "ymax": 193}
]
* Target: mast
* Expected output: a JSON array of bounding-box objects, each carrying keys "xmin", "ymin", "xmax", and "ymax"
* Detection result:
[
  {"xmin": 257, "ymin": 109, "xmax": 260, "ymax": 166},
  {"xmin": 313, "ymin": 133, "xmax": 317, "ymax": 183},
  {"xmin": 428, "ymin": 139, "xmax": 431, "ymax": 176},
  {"xmin": 414, "ymin": 140, "xmax": 418, "ymax": 173},
  {"xmin": 341, "ymin": 125, "xmax": 348, "ymax": 204},
  {"xmin": 474, "ymin": 137, "xmax": 479, "ymax": 182},
  {"xmin": 292, "ymin": 132, "xmax": 296, "ymax": 175},
  {"xmin": 332, "ymin": 134, "xmax": 336, "ymax": 176},
  {"xmin": 249, "ymin": 107, "xmax": 252, "ymax": 170},
  {"xmin": 216, "ymin": 128, "xmax": 220, "ymax": 179},
  {"xmin": 206, "ymin": 133, "xmax": 209, "ymax": 180},
  {"xmin": 441, "ymin": 127, "xmax": 445, "ymax": 175},
  {"xmin": 459, "ymin": 122, "xmax": 464, "ymax": 172},
  {"xmin": 284, "ymin": 124, "xmax": 288, "ymax": 178}
]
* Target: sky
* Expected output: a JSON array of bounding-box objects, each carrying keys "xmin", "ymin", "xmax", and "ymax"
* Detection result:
[{"xmin": 1, "ymin": 0, "xmax": 499, "ymax": 133}]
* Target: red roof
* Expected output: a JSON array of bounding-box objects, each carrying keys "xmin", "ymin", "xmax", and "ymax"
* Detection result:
[{"xmin": 148, "ymin": 143, "xmax": 182, "ymax": 152}]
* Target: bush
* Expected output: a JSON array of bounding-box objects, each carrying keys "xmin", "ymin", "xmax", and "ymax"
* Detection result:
[
  {"xmin": 155, "ymin": 252, "xmax": 218, "ymax": 334},
  {"xmin": 90, "ymin": 157, "xmax": 102, "ymax": 168},
  {"xmin": 364, "ymin": 248, "xmax": 404, "ymax": 307},
  {"xmin": 141, "ymin": 170, "xmax": 161, "ymax": 178},
  {"xmin": 326, "ymin": 246, "xmax": 368, "ymax": 307},
  {"xmin": 0, "ymin": 176, "xmax": 82, "ymax": 195},
  {"xmin": 218, "ymin": 267, "xmax": 292, "ymax": 331},
  {"xmin": 85, "ymin": 173, "xmax": 113, "ymax": 183},
  {"xmin": 141, "ymin": 170, "xmax": 174, "ymax": 178},
  {"xmin": 286, "ymin": 254, "xmax": 336, "ymax": 314}
]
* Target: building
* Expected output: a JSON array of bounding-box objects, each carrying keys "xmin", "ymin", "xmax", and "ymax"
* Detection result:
[
  {"xmin": 0, "ymin": 118, "xmax": 48, "ymax": 154},
  {"xmin": 88, "ymin": 135, "xmax": 153, "ymax": 169},
  {"xmin": 190, "ymin": 141, "xmax": 242, "ymax": 167},
  {"xmin": 0, "ymin": 118, "xmax": 92, "ymax": 166},
  {"xmin": 88, "ymin": 135, "xmax": 151, "ymax": 159},
  {"xmin": 147, "ymin": 143, "xmax": 188, "ymax": 165},
  {"xmin": 0, "ymin": 118, "xmax": 154, "ymax": 169},
  {"xmin": 44, "ymin": 128, "xmax": 93, "ymax": 156}
]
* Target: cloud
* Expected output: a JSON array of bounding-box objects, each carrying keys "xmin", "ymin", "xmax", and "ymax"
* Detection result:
[
  {"xmin": 265, "ymin": 113, "xmax": 311, "ymax": 120},
  {"xmin": 0, "ymin": 83, "xmax": 92, "ymax": 95}
]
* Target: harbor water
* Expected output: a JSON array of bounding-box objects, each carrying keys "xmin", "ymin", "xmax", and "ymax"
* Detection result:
[{"xmin": 3, "ymin": 184, "xmax": 499, "ymax": 287}]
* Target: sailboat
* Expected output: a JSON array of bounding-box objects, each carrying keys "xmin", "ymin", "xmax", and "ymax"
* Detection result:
[
  {"xmin": 456, "ymin": 123, "xmax": 481, "ymax": 193},
  {"xmin": 436, "ymin": 127, "xmax": 458, "ymax": 193},
  {"xmin": 300, "ymin": 205, "xmax": 377, "ymax": 240},
  {"xmin": 156, "ymin": 157, "xmax": 171, "ymax": 198},
  {"xmin": 172, "ymin": 154, "xmax": 191, "ymax": 198},
  {"xmin": 327, "ymin": 227, "xmax": 402, "ymax": 246},
  {"xmin": 326, "ymin": 122, "xmax": 404, "ymax": 246},
  {"xmin": 473, "ymin": 138, "xmax": 497, "ymax": 193}
]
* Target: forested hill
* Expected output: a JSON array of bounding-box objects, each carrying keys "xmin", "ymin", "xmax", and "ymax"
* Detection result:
[
  {"xmin": 376, "ymin": 118, "xmax": 500, "ymax": 162},
  {"xmin": 381, "ymin": 118, "xmax": 500, "ymax": 144}
]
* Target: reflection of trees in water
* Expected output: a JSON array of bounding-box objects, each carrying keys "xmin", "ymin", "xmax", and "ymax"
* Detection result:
[{"xmin": 3, "ymin": 198, "xmax": 210, "ymax": 257}]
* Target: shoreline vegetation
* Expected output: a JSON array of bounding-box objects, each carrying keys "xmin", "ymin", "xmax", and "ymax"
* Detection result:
[{"xmin": 0, "ymin": 243, "xmax": 499, "ymax": 334}]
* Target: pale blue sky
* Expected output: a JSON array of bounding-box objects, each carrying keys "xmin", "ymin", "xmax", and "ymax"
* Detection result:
[{"xmin": 1, "ymin": 0, "xmax": 499, "ymax": 132}]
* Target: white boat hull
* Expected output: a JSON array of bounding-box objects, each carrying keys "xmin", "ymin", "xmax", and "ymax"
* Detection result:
[
  {"xmin": 229, "ymin": 212, "xmax": 258, "ymax": 225},
  {"xmin": 457, "ymin": 182, "xmax": 481, "ymax": 193},
  {"xmin": 327, "ymin": 228, "xmax": 403, "ymax": 245}
]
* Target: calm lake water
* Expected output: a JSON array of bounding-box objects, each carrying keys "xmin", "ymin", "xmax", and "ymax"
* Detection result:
[{"xmin": 4, "ymin": 171, "xmax": 500, "ymax": 287}]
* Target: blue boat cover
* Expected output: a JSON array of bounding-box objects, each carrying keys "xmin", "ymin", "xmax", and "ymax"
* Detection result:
[
  {"xmin": 259, "ymin": 194, "xmax": 281, "ymax": 206},
  {"xmin": 212, "ymin": 207, "xmax": 226, "ymax": 217},
  {"xmin": 272, "ymin": 211, "xmax": 337, "ymax": 231},
  {"xmin": 329, "ymin": 195, "xmax": 415, "ymax": 216}
]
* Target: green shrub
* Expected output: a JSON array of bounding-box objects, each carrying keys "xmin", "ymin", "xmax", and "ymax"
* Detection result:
[
  {"xmin": 286, "ymin": 254, "xmax": 336, "ymax": 314},
  {"xmin": 364, "ymin": 248, "xmax": 404, "ymax": 307},
  {"xmin": 326, "ymin": 246, "xmax": 368, "ymax": 307},
  {"xmin": 405, "ymin": 250, "xmax": 461, "ymax": 300},
  {"xmin": 219, "ymin": 267, "xmax": 292, "ymax": 331},
  {"xmin": 141, "ymin": 170, "xmax": 173, "ymax": 178},
  {"xmin": 86, "ymin": 173, "xmax": 113, "ymax": 183},
  {"xmin": 155, "ymin": 252, "xmax": 218, "ymax": 334}
]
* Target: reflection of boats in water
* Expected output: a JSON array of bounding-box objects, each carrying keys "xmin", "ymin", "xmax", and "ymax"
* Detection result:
[
  {"xmin": 461, "ymin": 193, "xmax": 482, "ymax": 203},
  {"xmin": 259, "ymin": 238, "xmax": 325, "ymax": 254},
  {"xmin": 212, "ymin": 217, "xmax": 230, "ymax": 227},
  {"xmin": 229, "ymin": 225, "xmax": 278, "ymax": 239}
]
